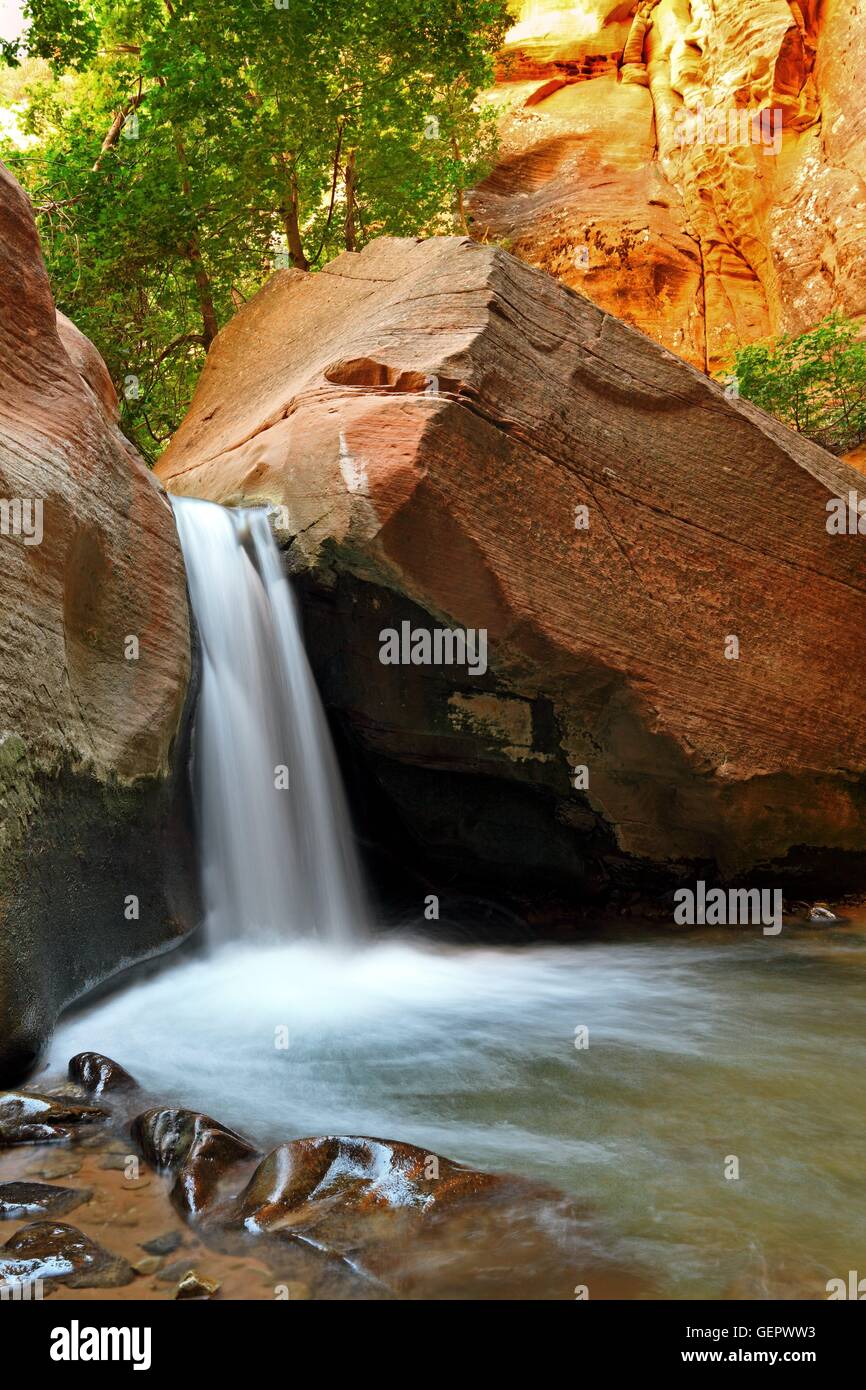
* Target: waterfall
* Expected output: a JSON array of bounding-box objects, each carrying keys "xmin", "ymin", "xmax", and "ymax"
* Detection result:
[{"xmin": 172, "ymin": 496, "xmax": 368, "ymax": 945}]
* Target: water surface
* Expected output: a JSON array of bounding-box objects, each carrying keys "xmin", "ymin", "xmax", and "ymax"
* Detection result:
[{"xmin": 52, "ymin": 919, "xmax": 866, "ymax": 1298}]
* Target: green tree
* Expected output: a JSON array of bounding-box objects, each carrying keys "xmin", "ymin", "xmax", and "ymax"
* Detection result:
[
  {"xmin": 724, "ymin": 314, "xmax": 866, "ymax": 455},
  {"xmin": 2, "ymin": 0, "xmax": 511, "ymax": 461}
]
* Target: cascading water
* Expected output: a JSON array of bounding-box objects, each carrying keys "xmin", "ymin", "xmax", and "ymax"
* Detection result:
[{"xmin": 171, "ymin": 496, "xmax": 367, "ymax": 945}]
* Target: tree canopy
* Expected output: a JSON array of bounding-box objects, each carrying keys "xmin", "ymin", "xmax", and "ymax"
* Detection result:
[{"xmin": 2, "ymin": 0, "xmax": 512, "ymax": 460}]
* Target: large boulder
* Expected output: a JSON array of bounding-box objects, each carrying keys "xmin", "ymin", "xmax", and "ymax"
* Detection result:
[
  {"xmin": 156, "ymin": 234, "xmax": 866, "ymax": 902},
  {"xmin": 0, "ymin": 163, "xmax": 197, "ymax": 1083}
]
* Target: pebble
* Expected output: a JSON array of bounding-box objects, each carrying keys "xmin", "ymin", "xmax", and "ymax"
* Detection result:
[
  {"xmin": 175, "ymin": 1268, "xmax": 220, "ymax": 1300},
  {"xmin": 140, "ymin": 1230, "xmax": 184, "ymax": 1257}
]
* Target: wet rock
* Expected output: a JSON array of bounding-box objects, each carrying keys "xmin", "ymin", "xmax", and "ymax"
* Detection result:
[
  {"xmin": 140, "ymin": 1229, "xmax": 184, "ymax": 1257},
  {"xmin": 235, "ymin": 1136, "xmax": 501, "ymax": 1233},
  {"xmin": 0, "ymin": 1181, "xmax": 92, "ymax": 1220},
  {"xmin": 810, "ymin": 904, "xmax": 838, "ymax": 922},
  {"xmin": 131, "ymin": 1108, "xmax": 259, "ymax": 1216},
  {"xmin": 175, "ymin": 1268, "xmax": 220, "ymax": 1299},
  {"xmin": 68, "ymin": 1052, "xmax": 138, "ymax": 1097},
  {"xmin": 0, "ymin": 1090, "xmax": 107, "ymax": 1146},
  {"xmin": 118, "ymin": 1104, "xmax": 619, "ymax": 1297},
  {"xmin": 98, "ymin": 1153, "xmax": 138, "ymax": 1172},
  {"xmin": 29, "ymin": 1155, "xmax": 83, "ymax": 1181},
  {"xmin": 0, "ymin": 1222, "xmax": 133, "ymax": 1288},
  {"xmin": 156, "ymin": 1256, "xmax": 203, "ymax": 1283}
]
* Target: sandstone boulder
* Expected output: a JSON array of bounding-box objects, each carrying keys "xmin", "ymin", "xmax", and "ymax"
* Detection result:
[
  {"xmin": 0, "ymin": 162, "xmax": 197, "ymax": 1084},
  {"xmin": 156, "ymin": 235, "xmax": 866, "ymax": 901}
]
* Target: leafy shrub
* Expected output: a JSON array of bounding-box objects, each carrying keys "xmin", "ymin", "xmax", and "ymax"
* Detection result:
[{"xmin": 724, "ymin": 314, "xmax": 866, "ymax": 455}]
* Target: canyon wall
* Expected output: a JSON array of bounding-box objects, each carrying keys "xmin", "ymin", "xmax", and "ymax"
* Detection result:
[
  {"xmin": 471, "ymin": 0, "xmax": 866, "ymax": 375},
  {"xmin": 0, "ymin": 164, "xmax": 198, "ymax": 1083}
]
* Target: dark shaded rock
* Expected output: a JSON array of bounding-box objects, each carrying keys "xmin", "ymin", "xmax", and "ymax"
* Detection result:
[
  {"xmin": 68, "ymin": 1052, "xmax": 138, "ymax": 1097},
  {"xmin": 0, "ymin": 1221, "xmax": 133, "ymax": 1288},
  {"xmin": 156, "ymin": 1256, "xmax": 202, "ymax": 1283},
  {"xmin": 140, "ymin": 1229, "xmax": 184, "ymax": 1257},
  {"xmin": 175, "ymin": 1268, "xmax": 220, "ymax": 1299},
  {"xmin": 0, "ymin": 1181, "xmax": 92, "ymax": 1219},
  {"xmin": 131, "ymin": 1108, "xmax": 259, "ymax": 1216},
  {"xmin": 0, "ymin": 1090, "xmax": 107, "ymax": 1146}
]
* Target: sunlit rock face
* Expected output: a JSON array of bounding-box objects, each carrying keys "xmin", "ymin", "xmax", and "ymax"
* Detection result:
[{"xmin": 472, "ymin": 0, "xmax": 866, "ymax": 373}]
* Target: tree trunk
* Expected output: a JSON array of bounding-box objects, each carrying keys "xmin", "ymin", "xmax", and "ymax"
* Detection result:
[
  {"xmin": 92, "ymin": 90, "xmax": 146, "ymax": 172},
  {"xmin": 278, "ymin": 156, "xmax": 309, "ymax": 270},
  {"xmin": 344, "ymin": 149, "xmax": 358, "ymax": 253},
  {"xmin": 451, "ymin": 134, "xmax": 469, "ymax": 235},
  {"xmin": 172, "ymin": 129, "xmax": 219, "ymax": 349}
]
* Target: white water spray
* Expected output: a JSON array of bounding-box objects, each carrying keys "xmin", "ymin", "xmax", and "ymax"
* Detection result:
[{"xmin": 172, "ymin": 496, "xmax": 367, "ymax": 945}]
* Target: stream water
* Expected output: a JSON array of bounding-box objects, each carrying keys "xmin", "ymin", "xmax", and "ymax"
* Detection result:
[
  {"xmin": 48, "ymin": 498, "xmax": 865, "ymax": 1299},
  {"xmin": 52, "ymin": 923, "xmax": 866, "ymax": 1298}
]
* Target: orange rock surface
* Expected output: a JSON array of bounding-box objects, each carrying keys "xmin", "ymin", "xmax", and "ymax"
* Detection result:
[{"xmin": 472, "ymin": 0, "xmax": 866, "ymax": 374}]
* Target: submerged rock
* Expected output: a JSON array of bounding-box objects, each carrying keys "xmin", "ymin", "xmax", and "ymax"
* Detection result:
[
  {"xmin": 0, "ymin": 164, "xmax": 198, "ymax": 1086},
  {"xmin": 140, "ymin": 1229, "xmax": 184, "ymax": 1257},
  {"xmin": 0, "ymin": 1091, "xmax": 107, "ymax": 1146},
  {"xmin": 0, "ymin": 1181, "xmax": 92, "ymax": 1219},
  {"xmin": 157, "ymin": 234, "xmax": 866, "ymax": 901}
]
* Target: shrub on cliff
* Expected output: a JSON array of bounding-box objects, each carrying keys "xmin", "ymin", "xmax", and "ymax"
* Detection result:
[{"xmin": 725, "ymin": 314, "xmax": 866, "ymax": 455}]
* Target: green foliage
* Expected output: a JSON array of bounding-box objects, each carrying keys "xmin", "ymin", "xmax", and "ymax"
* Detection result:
[
  {"xmin": 1, "ymin": 0, "xmax": 511, "ymax": 462},
  {"xmin": 725, "ymin": 314, "xmax": 866, "ymax": 456}
]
